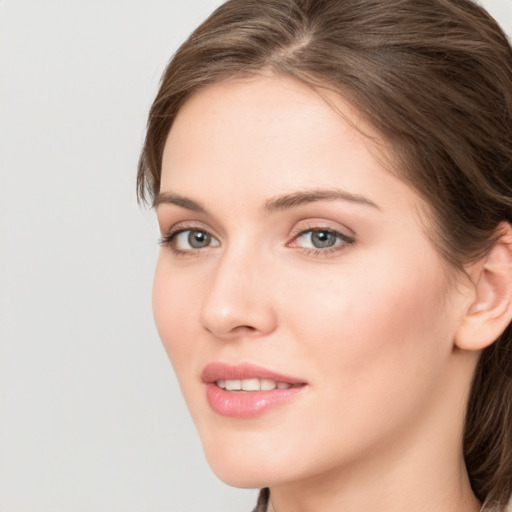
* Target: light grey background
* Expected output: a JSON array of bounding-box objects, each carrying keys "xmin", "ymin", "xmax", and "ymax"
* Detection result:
[{"xmin": 1, "ymin": 1, "xmax": 510, "ymax": 511}]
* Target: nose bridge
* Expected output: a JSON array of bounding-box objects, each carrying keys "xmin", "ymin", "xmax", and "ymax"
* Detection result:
[{"xmin": 199, "ymin": 240, "xmax": 277, "ymax": 338}]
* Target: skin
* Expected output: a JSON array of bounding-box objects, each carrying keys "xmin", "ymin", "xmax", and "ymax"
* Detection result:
[{"xmin": 153, "ymin": 75, "xmax": 483, "ymax": 512}]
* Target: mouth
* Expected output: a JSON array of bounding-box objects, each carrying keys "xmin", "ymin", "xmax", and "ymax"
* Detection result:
[
  {"xmin": 201, "ymin": 362, "xmax": 308, "ymax": 418},
  {"xmin": 215, "ymin": 378, "xmax": 301, "ymax": 391}
]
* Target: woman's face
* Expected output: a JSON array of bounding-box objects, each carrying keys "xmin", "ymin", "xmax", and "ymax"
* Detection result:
[{"xmin": 153, "ymin": 75, "xmax": 471, "ymax": 488}]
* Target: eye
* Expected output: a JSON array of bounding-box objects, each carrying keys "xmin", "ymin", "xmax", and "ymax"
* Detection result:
[
  {"xmin": 160, "ymin": 228, "xmax": 220, "ymax": 253},
  {"xmin": 300, "ymin": 230, "xmax": 338, "ymax": 249},
  {"xmin": 289, "ymin": 228, "xmax": 354, "ymax": 253}
]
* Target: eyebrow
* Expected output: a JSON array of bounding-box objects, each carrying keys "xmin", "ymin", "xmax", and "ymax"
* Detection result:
[
  {"xmin": 155, "ymin": 192, "xmax": 208, "ymax": 214},
  {"xmin": 264, "ymin": 188, "xmax": 380, "ymax": 212},
  {"xmin": 154, "ymin": 188, "xmax": 380, "ymax": 214}
]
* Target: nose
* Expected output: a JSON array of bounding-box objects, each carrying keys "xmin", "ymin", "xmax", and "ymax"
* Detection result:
[{"xmin": 199, "ymin": 248, "xmax": 278, "ymax": 340}]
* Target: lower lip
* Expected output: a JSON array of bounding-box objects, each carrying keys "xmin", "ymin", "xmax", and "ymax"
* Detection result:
[{"xmin": 205, "ymin": 383, "xmax": 306, "ymax": 418}]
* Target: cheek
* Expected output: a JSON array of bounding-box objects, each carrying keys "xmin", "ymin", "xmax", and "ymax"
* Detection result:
[
  {"xmin": 152, "ymin": 257, "xmax": 202, "ymax": 377},
  {"xmin": 285, "ymin": 252, "xmax": 454, "ymax": 424}
]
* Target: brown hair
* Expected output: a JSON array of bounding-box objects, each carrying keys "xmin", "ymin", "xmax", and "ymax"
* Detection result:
[{"xmin": 138, "ymin": 0, "xmax": 512, "ymax": 507}]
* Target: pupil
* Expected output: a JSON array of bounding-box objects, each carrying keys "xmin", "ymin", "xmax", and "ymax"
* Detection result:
[
  {"xmin": 312, "ymin": 231, "xmax": 335, "ymax": 248},
  {"xmin": 188, "ymin": 230, "xmax": 210, "ymax": 248}
]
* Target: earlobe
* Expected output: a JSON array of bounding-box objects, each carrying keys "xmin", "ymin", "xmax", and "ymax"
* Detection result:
[{"xmin": 455, "ymin": 224, "xmax": 512, "ymax": 351}]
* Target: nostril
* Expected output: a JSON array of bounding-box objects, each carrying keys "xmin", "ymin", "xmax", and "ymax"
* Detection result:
[
  {"xmin": 204, "ymin": 324, "xmax": 256, "ymax": 336},
  {"xmin": 239, "ymin": 325, "xmax": 256, "ymax": 332},
  {"xmin": 227, "ymin": 325, "xmax": 259, "ymax": 336}
]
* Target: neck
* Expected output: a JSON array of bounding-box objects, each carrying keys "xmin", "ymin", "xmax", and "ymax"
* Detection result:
[{"xmin": 267, "ymin": 456, "xmax": 480, "ymax": 512}]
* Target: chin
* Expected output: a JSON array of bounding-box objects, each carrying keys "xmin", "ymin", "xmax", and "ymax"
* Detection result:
[
  {"xmin": 200, "ymin": 441, "xmax": 271, "ymax": 488},
  {"xmin": 198, "ymin": 420, "xmax": 335, "ymax": 491},
  {"xmin": 198, "ymin": 425, "xmax": 299, "ymax": 489},
  {"xmin": 211, "ymin": 465, "xmax": 270, "ymax": 489}
]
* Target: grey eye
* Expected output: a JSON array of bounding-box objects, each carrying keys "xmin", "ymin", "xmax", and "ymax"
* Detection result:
[
  {"xmin": 188, "ymin": 230, "xmax": 212, "ymax": 248},
  {"xmin": 170, "ymin": 229, "xmax": 220, "ymax": 251},
  {"xmin": 292, "ymin": 228, "xmax": 352, "ymax": 252},
  {"xmin": 310, "ymin": 230, "xmax": 337, "ymax": 248}
]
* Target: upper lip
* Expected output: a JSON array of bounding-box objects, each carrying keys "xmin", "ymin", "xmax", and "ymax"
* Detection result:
[{"xmin": 201, "ymin": 362, "xmax": 307, "ymax": 384}]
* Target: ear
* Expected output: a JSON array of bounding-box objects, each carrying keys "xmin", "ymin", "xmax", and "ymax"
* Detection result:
[{"xmin": 455, "ymin": 223, "xmax": 512, "ymax": 351}]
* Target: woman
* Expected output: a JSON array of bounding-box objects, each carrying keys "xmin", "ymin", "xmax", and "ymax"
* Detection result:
[{"xmin": 137, "ymin": 0, "xmax": 512, "ymax": 510}]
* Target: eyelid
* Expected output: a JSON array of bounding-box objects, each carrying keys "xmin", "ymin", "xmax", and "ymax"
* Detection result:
[{"xmin": 288, "ymin": 220, "xmax": 354, "ymax": 240}]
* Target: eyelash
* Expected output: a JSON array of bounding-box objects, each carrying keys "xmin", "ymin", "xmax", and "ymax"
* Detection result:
[
  {"xmin": 158, "ymin": 224, "xmax": 355, "ymax": 257},
  {"xmin": 158, "ymin": 224, "xmax": 216, "ymax": 256}
]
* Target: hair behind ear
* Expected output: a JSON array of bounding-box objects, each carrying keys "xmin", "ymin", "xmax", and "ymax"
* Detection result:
[
  {"xmin": 459, "ymin": 227, "xmax": 512, "ymax": 507},
  {"xmin": 464, "ymin": 326, "xmax": 512, "ymax": 508}
]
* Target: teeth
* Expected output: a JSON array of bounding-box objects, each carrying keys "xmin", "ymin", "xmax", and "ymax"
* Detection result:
[
  {"xmin": 215, "ymin": 378, "xmax": 292, "ymax": 391},
  {"xmin": 260, "ymin": 379, "xmax": 277, "ymax": 391},
  {"xmin": 241, "ymin": 378, "xmax": 260, "ymax": 391},
  {"xmin": 225, "ymin": 379, "xmax": 241, "ymax": 391}
]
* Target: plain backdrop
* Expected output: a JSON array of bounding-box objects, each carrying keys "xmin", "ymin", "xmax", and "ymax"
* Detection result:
[{"xmin": 1, "ymin": 1, "xmax": 511, "ymax": 511}]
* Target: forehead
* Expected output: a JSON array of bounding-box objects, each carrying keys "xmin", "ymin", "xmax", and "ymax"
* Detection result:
[
  {"xmin": 165, "ymin": 77, "xmax": 371, "ymax": 176},
  {"xmin": 160, "ymin": 74, "xmax": 426, "ymax": 219}
]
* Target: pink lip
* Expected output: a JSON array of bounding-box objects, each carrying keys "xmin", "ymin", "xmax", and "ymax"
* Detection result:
[
  {"xmin": 201, "ymin": 362, "xmax": 307, "ymax": 418},
  {"xmin": 201, "ymin": 362, "xmax": 305, "ymax": 384}
]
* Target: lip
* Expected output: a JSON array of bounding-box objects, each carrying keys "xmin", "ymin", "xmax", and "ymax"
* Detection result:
[
  {"xmin": 201, "ymin": 362, "xmax": 306, "ymax": 384},
  {"xmin": 201, "ymin": 362, "xmax": 308, "ymax": 418}
]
